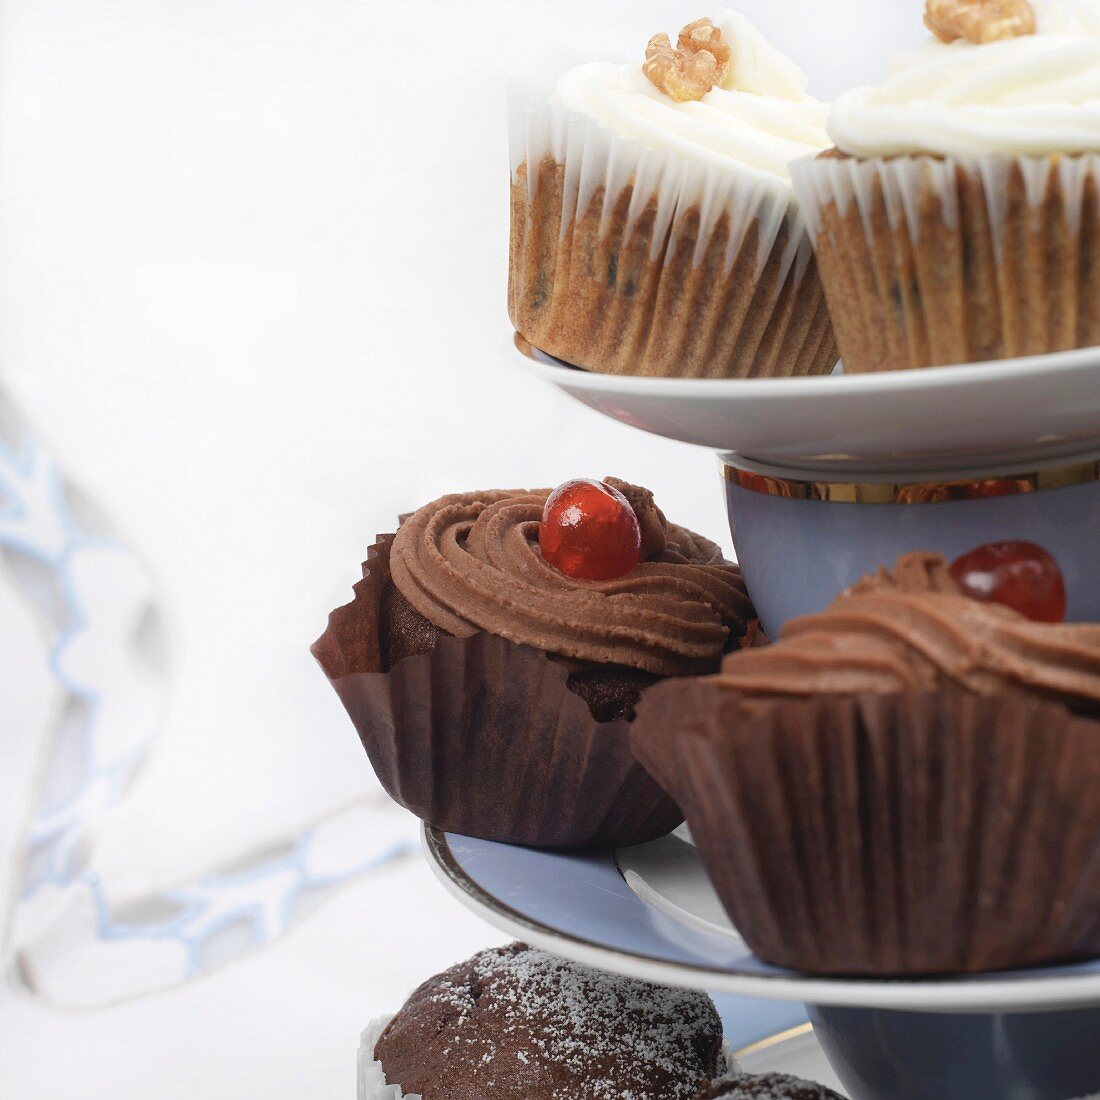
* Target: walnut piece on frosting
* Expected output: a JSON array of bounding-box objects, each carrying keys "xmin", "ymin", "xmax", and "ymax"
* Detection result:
[
  {"xmin": 643, "ymin": 17, "xmax": 730, "ymax": 102},
  {"xmin": 678, "ymin": 17, "xmax": 732, "ymax": 71},
  {"xmin": 924, "ymin": 0, "xmax": 1036, "ymax": 44}
]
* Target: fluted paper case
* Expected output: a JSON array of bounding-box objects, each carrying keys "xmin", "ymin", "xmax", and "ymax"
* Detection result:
[
  {"xmin": 311, "ymin": 534, "xmax": 683, "ymax": 850},
  {"xmin": 631, "ymin": 683, "xmax": 1100, "ymax": 976}
]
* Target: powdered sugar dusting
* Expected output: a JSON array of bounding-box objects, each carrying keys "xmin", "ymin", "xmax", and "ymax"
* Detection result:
[
  {"xmin": 697, "ymin": 1070, "xmax": 844, "ymax": 1100},
  {"xmin": 396, "ymin": 942, "xmax": 724, "ymax": 1098}
]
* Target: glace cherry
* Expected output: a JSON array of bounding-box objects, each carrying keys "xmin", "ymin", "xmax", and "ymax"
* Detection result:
[
  {"xmin": 949, "ymin": 540, "xmax": 1067, "ymax": 623},
  {"xmin": 540, "ymin": 479, "xmax": 642, "ymax": 581}
]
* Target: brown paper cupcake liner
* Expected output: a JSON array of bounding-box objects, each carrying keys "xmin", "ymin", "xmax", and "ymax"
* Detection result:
[
  {"xmin": 508, "ymin": 98, "xmax": 837, "ymax": 380},
  {"xmin": 790, "ymin": 152, "xmax": 1100, "ymax": 374},
  {"xmin": 631, "ymin": 681, "xmax": 1100, "ymax": 976},
  {"xmin": 311, "ymin": 535, "xmax": 683, "ymax": 850}
]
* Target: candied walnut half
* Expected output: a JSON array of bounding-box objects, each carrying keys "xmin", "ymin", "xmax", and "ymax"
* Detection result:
[
  {"xmin": 924, "ymin": 0, "xmax": 1036, "ymax": 44},
  {"xmin": 643, "ymin": 17, "xmax": 730, "ymax": 102}
]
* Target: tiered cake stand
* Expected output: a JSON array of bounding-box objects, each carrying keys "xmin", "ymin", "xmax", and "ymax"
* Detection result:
[
  {"xmin": 422, "ymin": 337, "xmax": 1100, "ymax": 1100},
  {"xmin": 426, "ymin": 826, "xmax": 1100, "ymax": 1100}
]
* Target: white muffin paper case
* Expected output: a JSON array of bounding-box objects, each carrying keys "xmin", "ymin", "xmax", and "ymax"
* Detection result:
[
  {"xmin": 358, "ymin": 1018, "xmax": 411, "ymax": 1100},
  {"xmin": 790, "ymin": 152, "xmax": 1100, "ymax": 253},
  {"xmin": 789, "ymin": 151, "xmax": 1100, "ymax": 372},
  {"xmin": 509, "ymin": 92, "xmax": 811, "ymax": 289}
]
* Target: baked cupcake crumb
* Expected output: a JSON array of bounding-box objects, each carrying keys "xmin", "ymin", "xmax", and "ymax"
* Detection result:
[{"xmin": 697, "ymin": 1070, "xmax": 845, "ymax": 1099}]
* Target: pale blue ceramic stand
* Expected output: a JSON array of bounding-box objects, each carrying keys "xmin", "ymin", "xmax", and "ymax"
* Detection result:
[{"xmin": 427, "ymin": 830, "xmax": 1100, "ymax": 1100}]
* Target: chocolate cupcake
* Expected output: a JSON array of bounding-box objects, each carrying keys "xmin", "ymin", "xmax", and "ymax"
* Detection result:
[
  {"xmin": 312, "ymin": 478, "xmax": 754, "ymax": 849},
  {"xmin": 631, "ymin": 551, "xmax": 1100, "ymax": 975},
  {"xmin": 697, "ymin": 1071, "xmax": 843, "ymax": 1099},
  {"xmin": 360, "ymin": 943, "xmax": 726, "ymax": 1099}
]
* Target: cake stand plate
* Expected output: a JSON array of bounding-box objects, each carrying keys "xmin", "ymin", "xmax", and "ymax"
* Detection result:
[
  {"xmin": 514, "ymin": 334, "xmax": 1100, "ymax": 472},
  {"xmin": 424, "ymin": 826, "xmax": 1100, "ymax": 1014}
]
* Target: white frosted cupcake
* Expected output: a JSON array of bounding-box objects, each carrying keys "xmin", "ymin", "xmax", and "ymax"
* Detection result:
[
  {"xmin": 791, "ymin": 0, "xmax": 1100, "ymax": 373},
  {"xmin": 509, "ymin": 11, "xmax": 837, "ymax": 379}
]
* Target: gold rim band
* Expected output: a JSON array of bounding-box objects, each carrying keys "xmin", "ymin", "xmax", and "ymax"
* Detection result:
[
  {"xmin": 722, "ymin": 459, "xmax": 1100, "ymax": 504},
  {"xmin": 732, "ymin": 1022, "xmax": 816, "ymax": 1060}
]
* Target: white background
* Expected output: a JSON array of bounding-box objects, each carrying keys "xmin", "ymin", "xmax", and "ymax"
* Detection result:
[{"xmin": 0, "ymin": 1, "xmax": 918, "ymax": 1095}]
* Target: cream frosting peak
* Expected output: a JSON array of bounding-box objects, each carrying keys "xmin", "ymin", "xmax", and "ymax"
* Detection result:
[
  {"xmin": 829, "ymin": 0, "xmax": 1100, "ymax": 157},
  {"xmin": 711, "ymin": 10, "xmax": 810, "ymax": 100},
  {"xmin": 1032, "ymin": 0, "xmax": 1100, "ymax": 35},
  {"xmin": 548, "ymin": 10, "xmax": 829, "ymax": 184}
]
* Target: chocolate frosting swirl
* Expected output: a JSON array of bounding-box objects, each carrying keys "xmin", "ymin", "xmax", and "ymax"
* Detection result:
[
  {"xmin": 388, "ymin": 482, "xmax": 752, "ymax": 676},
  {"xmin": 717, "ymin": 551, "xmax": 1100, "ymax": 708}
]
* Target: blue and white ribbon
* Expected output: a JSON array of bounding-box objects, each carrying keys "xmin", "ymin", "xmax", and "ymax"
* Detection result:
[{"xmin": 0, "ymin": 391, "xmax": 417, "ymax": 1007}]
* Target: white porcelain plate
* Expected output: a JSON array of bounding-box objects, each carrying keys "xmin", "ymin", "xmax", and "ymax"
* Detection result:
[
  {"xmin": 514, "ymin": 334, "xmax": 1100, "ymax": 472},
  {"xmin": 424, "ymin": 826, "xmax": 1100, "ymax": 1015}
]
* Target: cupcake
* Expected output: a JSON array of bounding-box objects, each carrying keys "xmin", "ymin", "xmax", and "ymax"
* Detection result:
[
  {"xmin": 791, "ymin": 0, "xmax": 1100, "ymax": 373},
  {"xmin": 509, "ymin": 10, "xmax": 837, "ymax": 379},
  {"xmin": 360, "ymin": 943, "xmax": 727, "ymax": 1099},
  {"xmin": 697, "ymin": 1071, "xmax": 843, "ymax": 1099},
  {"xmin": 312, "ymin": 477, "xmax": 754, "ymax": 849},
  {"xmin": 631, "ymin": 550, "xmax": 1100, "ymax": 975}
]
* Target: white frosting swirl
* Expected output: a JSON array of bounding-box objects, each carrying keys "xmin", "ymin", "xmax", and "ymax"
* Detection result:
[
  {"xmin": 548, "ymin": 10, "xmax": 828, "ymax": 184},
  {"xmin": 830, "ymin": 0, "xmax": 1100, "ymax": 158}
]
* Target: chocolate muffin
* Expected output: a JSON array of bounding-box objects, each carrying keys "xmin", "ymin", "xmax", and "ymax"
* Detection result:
[
  {"xmin": 697, "ymin": 1071, "xmax": 844, "ymax": 1099},
  {"xmin": 313, "ymin": 478, "xmax": 754, "ymax": 848},
  {"xmin": 373, "ymin": 943, "xmax": 725, "ymax": 1099}
]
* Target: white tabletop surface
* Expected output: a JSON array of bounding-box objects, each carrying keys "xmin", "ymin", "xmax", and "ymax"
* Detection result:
[{"xmin": 0, "ymin": 1, "xmax": 917, "ymax": 1094}]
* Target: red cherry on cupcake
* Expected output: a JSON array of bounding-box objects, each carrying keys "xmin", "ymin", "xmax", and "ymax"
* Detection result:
[
  {"xmin": 949, "ymin": 541, "xmax": 1067, "ymax": 623},
  {"xmin": 540, "ymin": 479, "xmax": 642, "ymax": 581}
]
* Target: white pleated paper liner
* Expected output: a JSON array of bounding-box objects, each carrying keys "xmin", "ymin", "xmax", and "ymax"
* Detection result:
[
  {"xmin": 508, "ymin": 92, "xmax": 836, "ymax": 379},
  {"xmin": 790, "ymin": 151, "xmax": 1100, "ymax": 373},
  {"xmin": 509, "ymin": 94, "xmax": 798, "ymax": 276},
  {"xmin": 358, "ymin": 1014, "xmax": 740, "ymax": 1099},
  {"xmin": 359, "ymin": 1018, "xmax": 411, "ymax": 1100}
]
